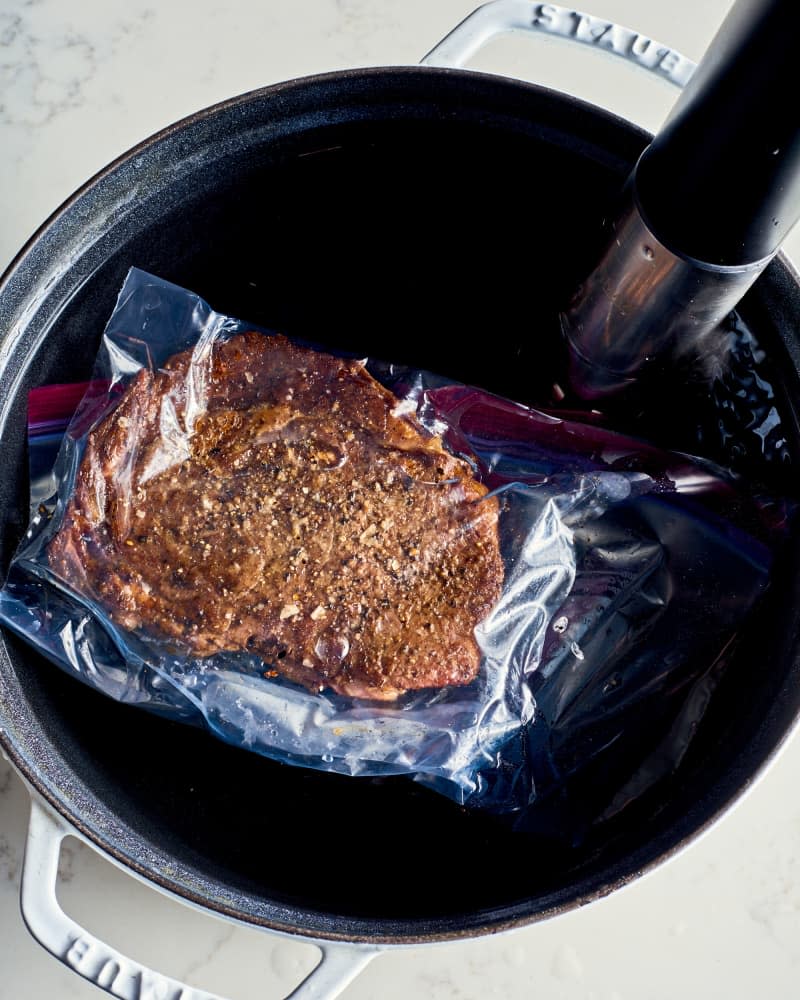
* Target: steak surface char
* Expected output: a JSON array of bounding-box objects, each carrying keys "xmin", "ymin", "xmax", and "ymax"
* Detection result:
[{"xmin": 49, "ymin": 333, "xmax": 503, "ymax": 700}]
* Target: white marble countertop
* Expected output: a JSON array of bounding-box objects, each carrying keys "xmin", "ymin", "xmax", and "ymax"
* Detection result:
[{"xmin": 3, "ymin": 1, "xmax": 800, "ymax": 997}]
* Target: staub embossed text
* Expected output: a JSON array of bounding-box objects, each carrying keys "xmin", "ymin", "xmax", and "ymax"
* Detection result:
[
  {"xmin": 65, "ymin": 935, "xmax": 188, "ymax": 1000},
  {"xmin": 532, "ymin": 3, "xmax": 694, "ymax": 85}
]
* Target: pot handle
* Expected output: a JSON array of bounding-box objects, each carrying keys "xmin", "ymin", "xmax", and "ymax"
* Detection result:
[
  {"xmin": 421, "ymin": 0, "xmax": 695, "ymax": 88},
  {"xmin": 21, "ymin": 797, "xmax": 378, "ymax": 1000}
]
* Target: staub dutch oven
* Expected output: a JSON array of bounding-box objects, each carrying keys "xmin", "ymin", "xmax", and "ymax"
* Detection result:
[{"xmin": 3, "ymin": 3, "xmax": 800, "ymax": 999}]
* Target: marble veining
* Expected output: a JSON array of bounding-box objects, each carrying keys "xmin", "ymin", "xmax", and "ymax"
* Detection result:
[{"xmin": 0, "ymin": 5, "xmax": 157, "ymax": 129}]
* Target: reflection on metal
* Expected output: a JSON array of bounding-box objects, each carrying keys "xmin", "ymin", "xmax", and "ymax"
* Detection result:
[{"xmin": 562, "ymin": 185, "xmax": 773, "ymax": 398}]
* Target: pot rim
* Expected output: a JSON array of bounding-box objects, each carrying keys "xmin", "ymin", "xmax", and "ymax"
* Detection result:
[{"xmin": 0, "ymin": 62, "xmax": 652, "ymax": 298}]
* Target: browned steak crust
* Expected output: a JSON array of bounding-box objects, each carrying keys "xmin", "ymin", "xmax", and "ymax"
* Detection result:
[{"xmin": 49, "ymin": 333, "xmax": 503, "ymax": 700}]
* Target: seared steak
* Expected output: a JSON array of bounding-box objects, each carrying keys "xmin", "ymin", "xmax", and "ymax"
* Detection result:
[{"xmin": 49, "ymin": 333, "xmax": 503, "ymax": 700}]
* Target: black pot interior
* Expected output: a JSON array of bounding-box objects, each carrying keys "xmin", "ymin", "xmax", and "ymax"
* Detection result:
[{"xmin": 2, "ymin": 68, "xmax": 800, "ymax": 940}]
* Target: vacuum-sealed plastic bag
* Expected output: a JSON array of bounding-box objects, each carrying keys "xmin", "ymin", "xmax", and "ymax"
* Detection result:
[
  {"xmin": 419, "ymin": 385, "xmax": 786, "ymax": 818},
  {"xmin": 0, "ymin": 268, "xmax": 788, "ymax": 814}
]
